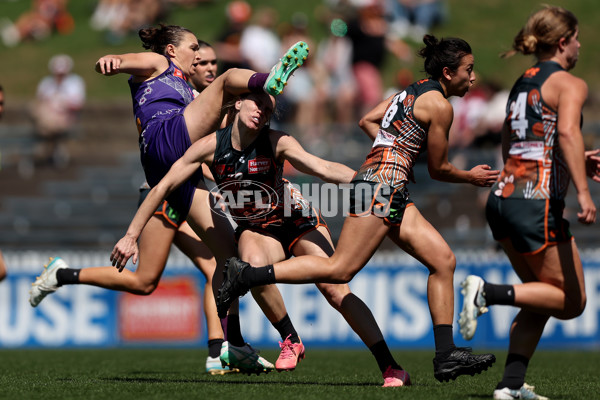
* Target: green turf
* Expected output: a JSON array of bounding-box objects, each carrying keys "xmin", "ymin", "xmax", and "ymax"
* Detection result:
[{"xmin": 0, "ymin": 348, "xmax": 599, "ymax": 399}]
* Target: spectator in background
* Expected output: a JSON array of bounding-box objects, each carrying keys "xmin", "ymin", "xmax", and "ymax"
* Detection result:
[
  {"xmin": 214, "ymin": 1, "xmax": 252, "ymax": 71},
  {"xmin": 0, "ymin": 0, "xmax": 74, "ymax": 47},
  {"xmin": 386, "ymin": 0, "xmax": 446, "ymax": 42},
  {"xmin": 315, "ymin": 14, "xmax": 358, "ymax": 128},
  {"xmin": 448, "ymin": 79, "xmax": 508, "ymax": 170},
  {"xmin": 90, "ymin": 0, "xmax": 166, "ymax": 44},
  {"xmin": 448, "ymin": 74, "xmax": 490, "ymax": 151},
  {"xmin": 347, "ymin": 3, "xmax": 411, "ymax": 116},
  {"xmin": 239, "ymin": 6, "xmax": 281, "ymax": 72},
  {"xmin": 31, "ymin": 54, "xmax": 85, "ymax": 168},
  {"xmin": 278, "ymin": 13, "xmax": 320, "ymax": 143}
]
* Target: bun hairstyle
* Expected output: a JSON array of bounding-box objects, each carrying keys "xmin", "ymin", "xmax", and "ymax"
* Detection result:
[
  {"xmin": 138, "ymin": 24, "xmax": 194, "ymax": 55},
  {"xmin": 417, "ymin": 34, "xmax": 472, "ymax": 80},
  {"xmin": 502, "ymin": 6, "xmax": 578, "ymax": 58}
]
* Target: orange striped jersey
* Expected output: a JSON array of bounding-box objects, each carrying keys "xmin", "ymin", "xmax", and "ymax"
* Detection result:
[
  {"xmin": 353, "ymin": 79, "xmax": 443, "ymax": 188},
  {"xmin": 492, "ymin": 61, "xmax": 570, "ymax": 200}
]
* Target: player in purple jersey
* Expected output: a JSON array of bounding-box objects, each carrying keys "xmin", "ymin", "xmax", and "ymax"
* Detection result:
[
  {"xmin": 29, "ymin": 43, "xmax": 234, "ymax": 374},
  {"xmin": 218, "ymin": 35, "xmax": 499, "ymax": 383},
  {"xmin": 458, "ymin": 7, "xmax": 600, "ymax": 400}
]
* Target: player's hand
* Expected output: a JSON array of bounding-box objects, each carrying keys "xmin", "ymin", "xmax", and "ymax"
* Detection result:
[
  {"xmin": 576, "ymin": 191, "xmax": 596, "ymax": 225},
  {"xmin": 96, "ymin": 56, "xmax": 121, "ymax": 75},
  {"xmin": 585, "ymin": 149, "xmax": 600, "ymax": 182},
  {"xmin": 469, "ymin": 164, "xmax": 500, "ymax": 187},
  {"xmin": 110, "ymin": 234, "xmax": 138, "ymax": 272}
]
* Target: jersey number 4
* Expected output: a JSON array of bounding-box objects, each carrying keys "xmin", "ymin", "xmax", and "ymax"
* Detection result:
[{"xmin": 509, "ymin": 92, "xmax": 528, "ymax": 140}]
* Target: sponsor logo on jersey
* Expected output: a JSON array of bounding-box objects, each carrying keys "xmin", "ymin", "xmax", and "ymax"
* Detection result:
[
  {"xmin": 372, "ymin": 129, "xmax": 396, "ymax": 148},
  {"xmin": 173, "ymin": 67, "xmax": 185, "ymax": 80},
  {"xmin": 248, "ymin": 157, "xmax": 271, "ymax": 174},
  {"xmin": 524, "ymin": 67, "xmax": 540, "ymax": 78}
]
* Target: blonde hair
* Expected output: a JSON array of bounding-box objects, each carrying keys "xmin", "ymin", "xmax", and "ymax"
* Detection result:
[{"xmin": 502, "ymin": 5, "xmax": 577, "ymax": 58}]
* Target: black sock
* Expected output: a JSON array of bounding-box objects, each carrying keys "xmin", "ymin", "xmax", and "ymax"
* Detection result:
[
  {"xmin": 56, "ymin": 268, "xmax": 80, "ymax": 286},
  {"xmin": 496, "ymin": 353, "xmax": 529, "ymax": 390},
  {"xmin": 369, "ymin": 340, "xmax": 401, "ymax": 373},
  {"xmin": 272, "ymin": 314, "xmax": 299, "ymax": 343},
  {"xmin": 226, "ymin": 315, "xmax": 245, "ymax": 347},
  {"xmin": 433, "ymin": 324, "xmax": 456, "ymax": 354},
  {"xmin": 242, "ymin": 265, "xmax": 276, "ymax": 286},
  {"xmin": 247, "ymin": 72, "xmax": 269, "ymax": 92},
  {"xmin": 208, "ymin": 338, "xmax": 223, "ymax": 358},
  {"xmin": 484, "ymin": 282, "xmax": 515, "ymax": 306}
]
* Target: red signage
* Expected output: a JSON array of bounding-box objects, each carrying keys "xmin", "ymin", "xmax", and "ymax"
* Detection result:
[{"xmin": 118, "ymin": 278, "xmax": 202, "ymax": 341}]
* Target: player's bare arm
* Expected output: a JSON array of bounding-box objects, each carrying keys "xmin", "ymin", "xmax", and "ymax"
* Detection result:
[
  {"xmin": 273, "ymin": 131, "xmax": 355, "ymax": 184},
  {"xmin": 95, "ymin": 52, "xmax": 168, "ymax": 79},
  {"xmin": 359, "ymin": 93, "xmax": 397, "ymax": 141}
]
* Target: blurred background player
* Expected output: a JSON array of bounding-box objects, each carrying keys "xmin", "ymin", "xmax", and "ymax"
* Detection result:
[{"xmin": 459, "ymin": 6, "xmax": 600, "ymax": 400}]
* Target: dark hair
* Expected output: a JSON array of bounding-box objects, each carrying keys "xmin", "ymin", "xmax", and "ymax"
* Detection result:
[
  {"xmin": 198, "ymin": 40, "xmax": 212, "ymax": 49},
  {"xmin": 417, "ymin": 34, "xmax": 472, "ymax": 80},
  {"xmin": 138, "ymin": 24, "xmax": 194, "ymax": 55},
  {"xmin": 0, "ymin": 84, "xmax": 3, "ymax": 92}
]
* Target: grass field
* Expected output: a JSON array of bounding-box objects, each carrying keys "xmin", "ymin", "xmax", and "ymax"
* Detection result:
[{"xmin": 1, "ymin": 348, "xmax": 599, "ymax": 399}]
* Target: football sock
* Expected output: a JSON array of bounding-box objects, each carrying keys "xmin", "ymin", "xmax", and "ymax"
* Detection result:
[
  {"xmin": 226, "ymin": 314, "xmax": 245, "ymax": 347},
  {"xmin": 247, "ymin": 72, "xmax": 269, "ymax": 93},
  {"xmin": 208, "ymin": 338, "xmax": 224, "ymax": 358},
  {"xmin": 433, "ymin": 324, "xmax": 455, "ymax": 354},
  {"xmin": 369, "ymin": 340, "xmax": 402, "ymax": 373},
  {"xmin": 272, "ymin": 314, "xmax": 299, "ymax": 343},
  {"xmin": 496, "ymin": 353, "xmax": 529, "ymax": 390},
  {"xmin": 242, "ymin": 264, "xmax": 276, "ymax": 286},
  {"xmin": 483, "ymin": 282, "xmax": 515, "ymax": 305},
  {"xmin": 220, "ymin": 316, "xmax": 228, "ymax": 340},
  {"xmin": 56, "ymin": 268, "xmax": 80, "ymax": 286}
]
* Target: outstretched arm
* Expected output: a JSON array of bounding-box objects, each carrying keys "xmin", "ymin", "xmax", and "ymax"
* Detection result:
[
  {"xmin": 274, "ymin": 131, "xmax": 355, "ymax": 184},
  {"xmin": 110, "ymin": 135, "xmax": 216, "ymax": 270},
  {"xmin": 95, "ymin": 52, "xmax": 168, "ymax": 78}
]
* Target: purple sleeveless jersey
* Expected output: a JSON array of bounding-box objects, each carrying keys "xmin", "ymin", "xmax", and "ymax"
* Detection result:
[{"xmin": 128, "ymin": 60, "xmax": 201, "ymax": 218}]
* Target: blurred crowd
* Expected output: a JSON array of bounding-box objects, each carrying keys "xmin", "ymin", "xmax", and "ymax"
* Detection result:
[{"xmin": 0, "ymin": 0, "xmax": 511, "ymax": 169}]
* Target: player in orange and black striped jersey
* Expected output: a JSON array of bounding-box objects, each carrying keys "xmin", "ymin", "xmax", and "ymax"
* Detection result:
[
  {"xmin": 218, "ymin": 34, "xmax": 500, "ymax": 383},
  {"xmin": 459, "ymin": 6, "xmax": 600, "ymax": 399}
]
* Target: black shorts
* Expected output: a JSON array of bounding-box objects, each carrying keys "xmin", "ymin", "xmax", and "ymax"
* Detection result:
[
  {"xmin": 486, "ymin": 194, "xmax": 572, "ymax": 254},
  {"xmin": 235, "ymin": 207, "xmax": 328, "ymax": 253},
  {"xmin": 138, "ymin": 188, "xmax": 185, "ymax": 228},
  {"xmin": 348, "ymin": 180, "xmax": 413, "ymax": 226}
]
